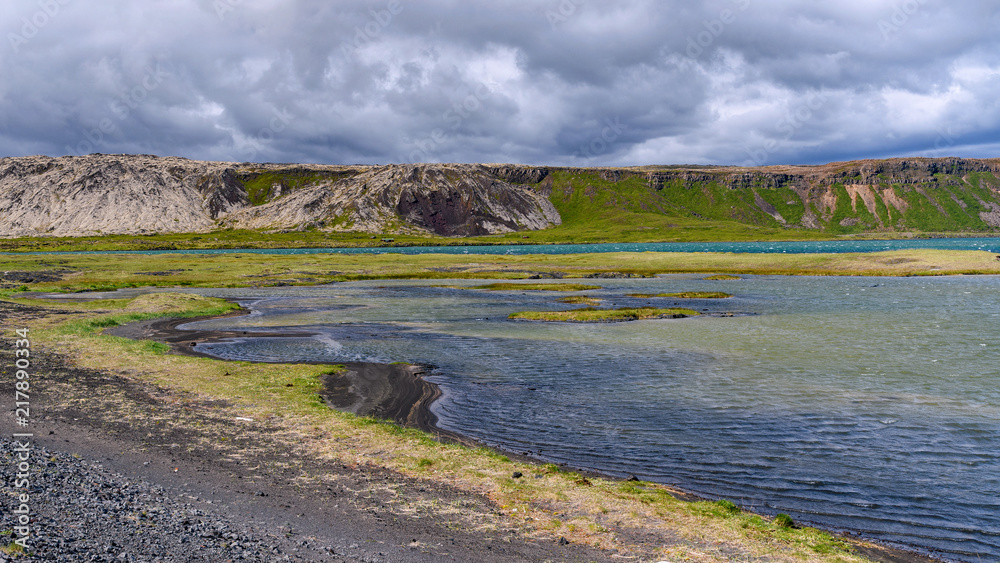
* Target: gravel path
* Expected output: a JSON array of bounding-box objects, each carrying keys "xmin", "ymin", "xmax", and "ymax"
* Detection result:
[{"xmin": 1, "ymin": 437, "xmax": 348, "ymax": 562}]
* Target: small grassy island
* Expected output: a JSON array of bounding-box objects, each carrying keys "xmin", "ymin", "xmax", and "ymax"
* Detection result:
[
  {"xmin": 472, "ymin": 282, "xmax": 602, "ymax": 291},
  {"xmin": 627, "ymin": 292, "xmax": 733, "ymax": 299},
  {"xmin": 704, "ymin": 274, "xmax": 742, "ymax": 280},
  {"xmin": 509, "ymin": 306, "xmax": 700, "ymax": 322},
  {"xmin": 557, "ymin": 296, "xmax": 602, "ymax": 305}
]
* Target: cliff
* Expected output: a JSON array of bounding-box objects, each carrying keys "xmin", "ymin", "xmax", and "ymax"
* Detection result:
[
  {"xmin": 0, "ymin": 155, "xmax": 559, "ymax": 237},
  {"xmin": 1, "ymin": 154, "xmax": 999, "ymax": 238}
]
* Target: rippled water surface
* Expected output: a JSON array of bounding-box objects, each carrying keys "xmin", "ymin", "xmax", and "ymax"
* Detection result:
[{"xmin": 107, "ymin": 276, "xmax": 999, "ymax": 560}]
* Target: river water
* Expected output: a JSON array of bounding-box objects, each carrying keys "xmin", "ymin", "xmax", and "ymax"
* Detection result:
[
  {"xmin": 109, "ymin": 273, "xmax": 998, "ymax": 562},
  {"xmin": 12, "ymin": 235, "xmax": 1000, "ymax": 255}
]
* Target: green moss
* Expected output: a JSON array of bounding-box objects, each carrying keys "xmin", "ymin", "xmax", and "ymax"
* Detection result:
[
  {"xmin": 774, "ymin": 513, "xmax": 795, "ymax": 528},
  {"xmin": 716, "ymin": 499, "xmax": 741, "ymax": 514},
  {"xmin": 237, "ymin": 170, "xmax": 357, "ymax": 206},
  {"xmin": 557, "ymin": 296, "xmax": 602, "ymax": 305},
  {"xmin": 509, "ymin": 307, "xmax": 699, "ymax": 322}
]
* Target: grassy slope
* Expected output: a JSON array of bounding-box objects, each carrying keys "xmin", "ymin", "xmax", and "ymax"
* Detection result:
[
  {"xmin": 520, "ymin": 170, "xmax": 829, "ymax": 244},
  {"xmin": 529, "ymin": 169, "xmax": 1000, "ymax": 239},
  {"xmin": 823, "ymin": 172, "xmax": 1000, "ymax": 234},
  {"xmin": 237, "ymin": 168, "xmax": 362, "ymax": 206},
  {"xmin": 11, "ymin": 292, "xmax": 880, "ymax": 562}
]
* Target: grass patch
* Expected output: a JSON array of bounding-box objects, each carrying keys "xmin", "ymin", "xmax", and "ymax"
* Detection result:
[
  {"xmin": 509, "ymin": 307, "xmax": 699, "ymax": 322},
  {"xmin": 0, "ymin": 542, "xmax": 26, "ymax": 556},
  {"xmin": 54, "ymin": 294, "xmax": 238, "ymax": 338},
  {"xmin": 627, "ymin": 292, "xmax": 732, "ymax": 299},
  {"xmin": 2, "ymin": 249, "xmax": 999, "ymax": 297},
  {"xmin": 472, "ymin": 283, "xmax": 602, "ymax": 292},
  {"xmin": 775, "ymin": 513, "xmax": 796, "ymax": 529},
  {"xmin": 557, "ymin": 296, "xmax": 602, "ymax": 305},
  {"xmin": 704, "ymin": 274, "xmax": 741, "ymax": 280},
  {"xmin": 0, "ymin": 286, "xmax": 29, "ymax": 299}
]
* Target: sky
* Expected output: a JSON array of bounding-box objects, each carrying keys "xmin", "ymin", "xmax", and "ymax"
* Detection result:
[{"xmin": 1, "ymin": 0, "xmax": 998, "ymax": 167}]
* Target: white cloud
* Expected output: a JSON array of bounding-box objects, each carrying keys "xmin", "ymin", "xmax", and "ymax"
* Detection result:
[{"xmin": 0, "ymin": 0, "xmax": 998, "ymax": 165}]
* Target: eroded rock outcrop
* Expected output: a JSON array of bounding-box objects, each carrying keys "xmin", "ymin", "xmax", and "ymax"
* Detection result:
[
  {"xmin": 223, "ymin": 164, "xmax": 560, "ymax": 236},
  {"xmin": 0, "ymin": 156, "xmax": 560, "ymax": 237}
]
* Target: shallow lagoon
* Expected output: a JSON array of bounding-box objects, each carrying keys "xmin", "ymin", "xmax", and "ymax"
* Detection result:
[{"xmin": 115, "ymin": 275, "xmax": 999, "ymax": 561}]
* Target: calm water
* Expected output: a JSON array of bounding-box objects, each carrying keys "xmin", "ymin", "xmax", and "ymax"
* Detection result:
[
  {"xmin": 89, "ymin": 276, "xmax": 1000, "ymax": 561},
  {"xmin": 11, "ymin": 236, "xmax": 1000, "ymax": 255}
]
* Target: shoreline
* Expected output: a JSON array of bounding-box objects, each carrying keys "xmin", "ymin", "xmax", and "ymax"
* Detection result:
[
  {"xmin": 3, "ymin": 231, "xmax": 1000, "ymax": 254},
  {"xmin": 3, "ymin": 300, "xmax": 613, "ymax": 562},
  {"xmin": 103, "ymin": 305, "xmax": 948, "ymax": 563},
  {"xmin": 103, "ymin": 312, "xmax": 473, "ymax": 446}
]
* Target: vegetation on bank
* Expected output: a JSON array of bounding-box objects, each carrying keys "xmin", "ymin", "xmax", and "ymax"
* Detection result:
[
  {"xmin": 471, "ymin": 282, "xmax": 602, "ymax": 291},
  {"xmin": 510, "ymin": 306, "xmax": 699, "ymax": 322},
  {"xmin": 627, "ymin": 292, "xmax": 732, "ymax": 299},
  {"xmin": 2, "ymin": 248, "xmax": 999, "ymax": 298},
  {"xmin": 11, "ymin": 292, "xmax": 880, "ymax": 562},
  {"xmin": 557, "ymin": 296, "xmax": 602, "ymax": 305},
  {"xmin": 704, "ymin": 274, "xmax": 742, "ymax": 280},
  {"xmin": 236, "ymin": 169, "xmax": 358, "ymax": 206}
]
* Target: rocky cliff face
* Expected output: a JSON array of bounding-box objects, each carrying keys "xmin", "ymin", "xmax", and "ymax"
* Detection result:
[
  {"xmin": 1, "ymin": 154, "xmax": 998, "ymax": 238},
  {"xmin": 0, "ymin": 156, "xmax": 559, "ymax": 237},
  {"xmin": 633, "ymin": 158, "xmax": 1000, "ymax": 231},
  {"xmin": 0, "ymin": 155, "xmax": 226, "ymax": 237},
  {"xmin": 223, "ymin": 164, "xmax": 561, "ymax": 236}
]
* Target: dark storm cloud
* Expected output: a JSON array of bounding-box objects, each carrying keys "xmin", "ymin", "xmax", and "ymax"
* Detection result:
[{"xmin": 1, "ymin": 0, "xmax": 998, "ymax": 165}]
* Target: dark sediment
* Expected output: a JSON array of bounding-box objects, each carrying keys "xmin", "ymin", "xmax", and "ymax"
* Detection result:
[{"xmin": 103, "ymin": 312, "xmax": 469, "ymax": 444}]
